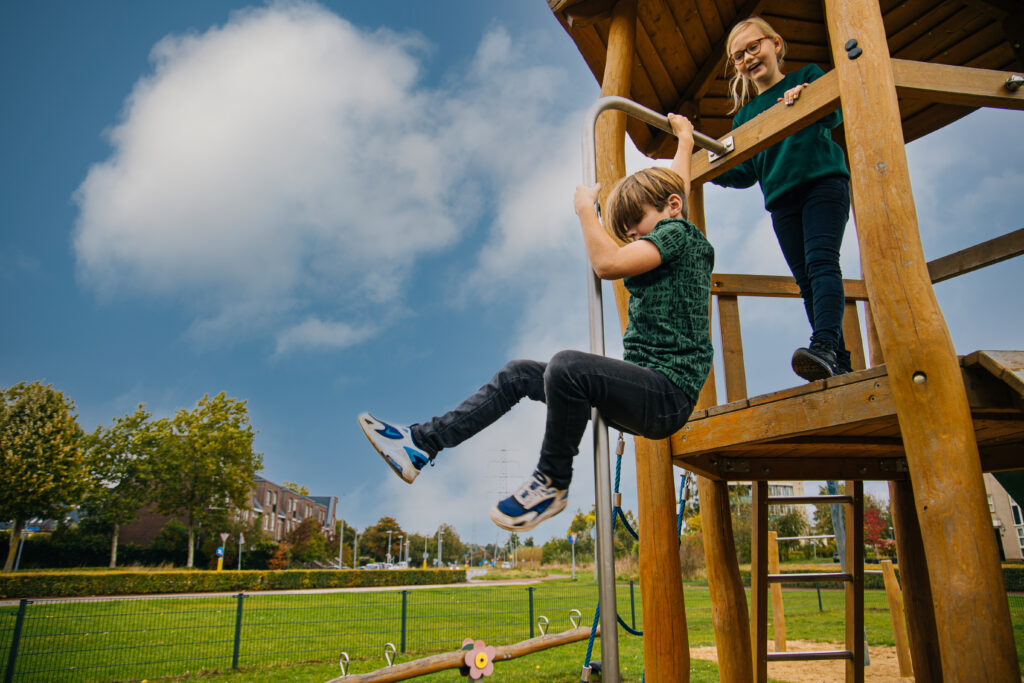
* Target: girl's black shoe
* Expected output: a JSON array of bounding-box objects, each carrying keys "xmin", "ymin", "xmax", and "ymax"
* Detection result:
[{"xmin": 791, "ymin": 341, "xmax": 843, "ymax": 381}]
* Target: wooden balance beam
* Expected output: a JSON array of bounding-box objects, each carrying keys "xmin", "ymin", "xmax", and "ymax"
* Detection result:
[{"xmin": 325, "ymin": 625, "xmax": 597, "ymax": 682}]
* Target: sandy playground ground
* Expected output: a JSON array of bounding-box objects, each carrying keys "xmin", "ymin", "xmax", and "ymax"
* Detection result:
[{"xmin": 689, "ymin": 639, "xmax": 912, "ymax": 682}]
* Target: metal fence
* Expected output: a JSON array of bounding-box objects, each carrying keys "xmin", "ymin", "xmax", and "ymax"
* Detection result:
[
  {"xmin": 3, "ymin": 584, "xmax": 1023, "ymax": 682},
  {"xmin": 0, "ymin": 581, "xmax": 644, "ymax": 683}
]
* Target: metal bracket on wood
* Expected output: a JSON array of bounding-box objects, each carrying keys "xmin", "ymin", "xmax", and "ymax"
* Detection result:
[
  {"xmin": 718, "ymin": 457, "xmax": 751, "ymax": 474},
  {"xmin": 879, "ymin": 458, "xmax": 909, "ymax": 473},
  {"xmin": 708, "ymin": 135, "xmax": 735, "ymax": 163}
]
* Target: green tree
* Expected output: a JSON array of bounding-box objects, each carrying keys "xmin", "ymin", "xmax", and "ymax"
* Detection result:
[
  {"xmin": 150, "ymin": 392, "xmax": 263, "ymax": 568},
  {"xmin": 1, "ymin": 382, "xmax": 89, "ymax": 572},
  {"xmin": 360, "ymin": 517, "xmax": 404, "ymax": 562},
  {"xmin": 437, "ymin": 523, "xmax": 464, "ymax": 565},
  {"xmin": 769, "ymin": 508, "xmax": 809, "ymax": 561},
  {"xmin": 82, "ymin": 404, "xmax": 158, "ymax": 568}
]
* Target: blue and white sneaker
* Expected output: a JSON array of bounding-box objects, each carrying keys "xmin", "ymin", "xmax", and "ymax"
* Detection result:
[
  {"xmin": 358, "ymin": 412, "xmax": 432, "ymax": 484},
  {"xmin": 489, "ymin": 471, "xmax": 568, "ymax": 532}
]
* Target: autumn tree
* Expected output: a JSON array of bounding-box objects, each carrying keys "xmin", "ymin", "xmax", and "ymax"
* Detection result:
[
  {"xmin": 151, "ymin": 392, "xmax": 263, "ymax": 568},
  {"xmin": 82, "ymin": 404, "xmax": 158, "ymax": 567},
  {"xmin": 1, "ymin": 382, "xmax": 89, "ymax": 572},
  {"xmin": 285, "ymin": 517, "xmax": 328, "ymax": 565}
]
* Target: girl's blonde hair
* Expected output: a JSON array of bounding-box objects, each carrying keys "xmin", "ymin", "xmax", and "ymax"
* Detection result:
[
  {"xmin": 605, "ymin": 167, "xmax": 688, "ymax": 242},
  {"xmin": 725, "ymin": 17, "xmax": 786, "ymax": 114}
]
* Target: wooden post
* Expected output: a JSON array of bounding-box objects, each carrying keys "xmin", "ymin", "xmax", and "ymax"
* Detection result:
[
  {"xmin": 846, "ymin": 481, "xmax": 865, "ymax": 683},
  {"xmin": 594, "ymin": 2, "xmax": 688, "ymax": 681},
  {"xmin": 880, "ymin": 559, "xmax": 914, "ymax": 677},
  {"xmin": 768, "ymin": 530, "xmax": 786, "ymax": 653},
  {"xmin": 870, "ymin": 314, "xmax": 940, "ymax": 682},
  {"xmin": 691, "ymin": 183, "xmax": 754, "ymax": 682},
  {"xmin": 751, "ymin": 482, "xmax": 769, "ymax": 682},
  {"xmin": 888, "ymin": 479, "xmax": 943, "ymax": 682},
  {"xmin": 823, "ymin": 0, "xmax": 1018, "ymax": 677}
]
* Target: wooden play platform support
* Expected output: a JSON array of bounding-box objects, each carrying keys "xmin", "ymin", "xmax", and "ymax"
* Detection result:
[{"xmin": 550, "ymin": 0, "xmax": 1023, "ymax": 680}]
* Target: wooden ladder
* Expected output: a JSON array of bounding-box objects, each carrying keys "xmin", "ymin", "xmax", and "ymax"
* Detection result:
[{"xmin": 751, "ymin": 482, "xmax": 865, "ymax": 682}]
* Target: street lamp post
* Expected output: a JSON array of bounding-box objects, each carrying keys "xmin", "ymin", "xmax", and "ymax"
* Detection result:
[
  {"xmin": 397, "ymin": 536, "xmax": 404, "ymax": 566},
  {"xmin": 386, "ymin": 530, "xmax": 393, "ymax": 565}
]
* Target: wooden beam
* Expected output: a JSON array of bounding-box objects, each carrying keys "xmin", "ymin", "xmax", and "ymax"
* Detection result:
[
  {"xmin": 824, "ymin": 0, "xmax": 1018, "ymax": 677},
  {"xmin": 691, "ymin": 183, "xmax": 754, "ymax": 683},
  {"xmin": 331, "ymin": 626, "xmax": 597, "ymax": 682},
  {"xmin": 892, "ymin": 58, "xmax": 1024, "ymax": 110},
  {"xmin": 751, "ymin": 482, "xmax": 769, "ymax": 682},
  {"xmin": 845, "ymin": 481, "xmax": 865, "ymax": 682},
  {"xmin": 595, "ymin": 3, "xmax": 688, "ymax": 681},
  {"xmin": 718, "ymin": 295, "xmax": 748, "ymax": 403},
  {"xmin": 927, "ymin": 227, "xmax": 1024, "ymax": 283},
  {"xmin": 711, "ymin": 273, "xmax": 868, "ymax": 299},
  {"xmin": 673, "ymin": 373, "xmax": 897, "ymax": 455},
  {"xmin": 888, "ymin": 479, "xmax": 943, "ymax": 682},
  {"xmin": 675, "ymin": 453, "xmax": 912, "ymax": 481},
  {"xmin": 880, "ymin": 559, "xmax": 914, "ymax": 677},
  {"xmin": 690, "ymin": 69, "xmax": 842, "ymax": 185}
]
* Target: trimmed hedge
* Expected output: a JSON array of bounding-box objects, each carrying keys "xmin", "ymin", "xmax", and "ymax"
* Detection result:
[
  {"xmin": 0, "ymin": 568, "xmax": 465, "ymax": 599},
  {"xmin": 1003, "ymin": 565, "xmax": 1024, "ymax": 592}
]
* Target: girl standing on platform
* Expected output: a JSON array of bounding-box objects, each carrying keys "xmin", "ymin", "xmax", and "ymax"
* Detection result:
[{"xmin": 712, "ymin": 17, "xmax": 853, "ymax": 381}]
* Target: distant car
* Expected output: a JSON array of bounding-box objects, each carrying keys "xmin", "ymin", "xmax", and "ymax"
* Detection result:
[{"xmin": 501, "ymin": 562, "xmax": 511, "ymax": 569}]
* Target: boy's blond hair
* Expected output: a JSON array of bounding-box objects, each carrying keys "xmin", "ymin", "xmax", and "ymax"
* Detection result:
[
  {"xmin": 605, "ymin": 167, "xmax": 688, "ymax": 242},
  {"xmin": 725, "ymin": 17, "xmax": 786, "ymax": 114}
]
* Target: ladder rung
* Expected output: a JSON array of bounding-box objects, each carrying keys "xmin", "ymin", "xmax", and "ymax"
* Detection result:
[
  {"xmin": 768, "ymin": 572, "xmax": 852, "ymax": 583},
  {"xmin": 767, "ymin": 495, "xmax": 854, "ymax": 505},
  {"xmin": 767, "ymin": 650, "xmax": 853, "ymax": 662}
]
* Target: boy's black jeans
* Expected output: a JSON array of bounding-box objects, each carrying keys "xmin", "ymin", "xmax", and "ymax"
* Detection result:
[{"xmin": 411, "ymin": 350, "xmax": 695, "ymax": 488}]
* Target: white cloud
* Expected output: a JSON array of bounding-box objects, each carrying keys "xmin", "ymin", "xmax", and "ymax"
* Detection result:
[
  {"xmin": 274, "ymin": 317, "xmax": 377, "ymax": 355},
  {"xmin": 74, "ymin": 2, "xmax": 461, "ymax": 344}
]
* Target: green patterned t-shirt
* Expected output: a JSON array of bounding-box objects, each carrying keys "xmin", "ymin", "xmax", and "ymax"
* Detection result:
[{"xmin": 622, "ymin": 218, "xmax": 714, "ymax": 401}]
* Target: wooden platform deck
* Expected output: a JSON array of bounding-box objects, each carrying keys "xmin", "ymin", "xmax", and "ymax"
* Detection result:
[{"xmin": 672, "ymin": 350, "xmax": 1024, "ymax": 481}]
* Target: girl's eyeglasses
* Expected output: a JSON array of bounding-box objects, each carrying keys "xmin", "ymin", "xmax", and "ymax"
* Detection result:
[{"xmin": 731, "ymin": 37, "xmax": 771, "ymax": 64}]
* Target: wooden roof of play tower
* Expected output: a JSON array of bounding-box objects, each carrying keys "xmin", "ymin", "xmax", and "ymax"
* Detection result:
[{"xmin": 548, "ymin": 0, "xmax": 1022, "ymax": 157}]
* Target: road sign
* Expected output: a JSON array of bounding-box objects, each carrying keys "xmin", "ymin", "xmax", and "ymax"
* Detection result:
[
  {"xmin": 238, "ymin": 533, "xmax": 245, "ymax": 545},
  {"xmin": 570, "ymin": 532, "xmax": 578, "ymax": 544},
  {"xmin": 220, "ymin": 532, "xmax": 229, "ymax": 543}
]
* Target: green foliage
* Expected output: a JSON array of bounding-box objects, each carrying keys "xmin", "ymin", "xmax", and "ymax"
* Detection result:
[
  {"xmin": 678, "ymin": 533, "xmax": 705, "ymax": 579},
  {"xmin": 731, "ymin": 500, "xmax": 752, "ymax": 563},
  {"xmin": 82, "ymin": 404, "xmax": 159, "ymax": 567},
  {"xmin": 1, "ymin": 381, "xmax": 89, "ymax": 571},
  {"xmin": 285, "ymin": 518, "xmax": 328, "ymax": 565},
  {"xmin": 359, "ymin": 516, "xmax": 404, "ymax": 562},
  {"xmin": 150, "ymin": 392, "xmax": 263, "ymax": 568},
  {"xmin": 540, "ymin": 536, "xmax": 571, "ymax": 564},
  {"xmin": 0, "ymin": 568, "xmax": 466, "ymax": 599},
  {"xmin": 769, "ymin": 508, "xmax": 809, "ymax": 561}
]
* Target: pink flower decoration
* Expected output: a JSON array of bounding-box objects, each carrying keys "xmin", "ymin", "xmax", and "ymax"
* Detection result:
[{"xmin": 461, "ymin": 638, "xmax": 496, "ymax": 679}]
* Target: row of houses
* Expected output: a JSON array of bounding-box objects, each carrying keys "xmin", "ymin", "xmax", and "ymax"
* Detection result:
[{"xmin": 120, "ymin": 475, "xmax": 337, "ymax": 546}]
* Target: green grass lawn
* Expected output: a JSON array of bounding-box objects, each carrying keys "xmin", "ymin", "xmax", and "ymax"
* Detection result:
[{"xmin": 2, "ymin": 574, "xmax": 1022, "ymax": 682}]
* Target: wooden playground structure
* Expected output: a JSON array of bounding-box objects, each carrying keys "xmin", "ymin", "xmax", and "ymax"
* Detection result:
[{"xmin": 550, "ymin": 0, "xmax": 1023, "ymax": 681}]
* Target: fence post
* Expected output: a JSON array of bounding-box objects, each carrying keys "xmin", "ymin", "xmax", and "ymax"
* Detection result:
[
  {"xmin": 528, "ymin": 587, "xmax": 535, "ymax": 638},
  {"xmin": 232, "ymin": 593, "xmax": 245, "ymax": 669},
  {"xmin": 816, "ymin": 583, "xmax": 823, "ymax": 612},
  {"xmin": 629, "ymin": 580, "xmax": 636, "ymax": 629},
  {"xmin": 4, "ymin": 599, "xmax": 30, "ymax": 683},
  {"xmin": 400, "ymin": 590, "xmax": 408, "ymax": 653}
]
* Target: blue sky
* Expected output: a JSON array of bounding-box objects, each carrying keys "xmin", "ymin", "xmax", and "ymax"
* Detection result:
[{"xmin": 2, "ymin": 1, "xmax": 1021, "ymax": 547}]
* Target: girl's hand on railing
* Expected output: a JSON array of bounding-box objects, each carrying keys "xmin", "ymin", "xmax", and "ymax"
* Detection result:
[{"xmin": 778, "ymin": 83, "xmax": 808, "ymax": 105}]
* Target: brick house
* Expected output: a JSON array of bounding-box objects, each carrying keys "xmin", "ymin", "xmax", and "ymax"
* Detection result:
[{"xmin": 119, "ymin": 476, "xmax": 336, "ymax": 545}]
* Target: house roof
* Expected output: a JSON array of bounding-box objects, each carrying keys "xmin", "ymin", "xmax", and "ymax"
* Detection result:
[{"xmin": 548, "ymin": 0, "xmax": 1022, "ymax": 158}]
